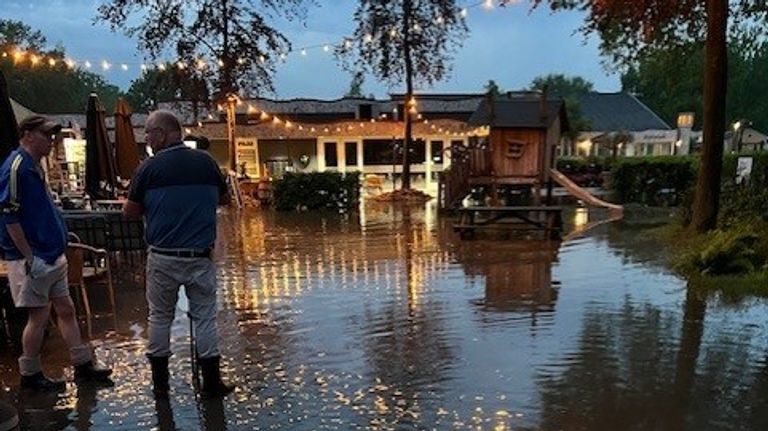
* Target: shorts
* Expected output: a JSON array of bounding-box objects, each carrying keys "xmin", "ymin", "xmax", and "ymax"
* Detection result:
[{"xmin": 6, "ymin": 254, "xmax": 69, "ymax": 308}]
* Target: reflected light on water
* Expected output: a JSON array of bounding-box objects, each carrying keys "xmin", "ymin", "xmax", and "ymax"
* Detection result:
[
  {"xmin": 573, "ymin": 206, "xmax": 589, "ymax": 228},
  {"xmin": 5, "ymin": 204, "xmax": 768, "ymax": 430}
]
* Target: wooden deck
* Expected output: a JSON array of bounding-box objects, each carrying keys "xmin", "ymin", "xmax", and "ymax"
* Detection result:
[{"xmin": 454, "ymin": 206, "xmax": 563, "ymax": 239}]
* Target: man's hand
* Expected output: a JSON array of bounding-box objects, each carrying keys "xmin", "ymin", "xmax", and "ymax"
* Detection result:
[{"xmin": 123, "ymin": 200, "xmax": 143, "ymax": 218}]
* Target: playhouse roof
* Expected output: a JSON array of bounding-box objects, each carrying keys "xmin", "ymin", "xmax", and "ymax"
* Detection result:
[{"xmin": 467, "ymin": 97, "xmax": 568, "ymax": 130}]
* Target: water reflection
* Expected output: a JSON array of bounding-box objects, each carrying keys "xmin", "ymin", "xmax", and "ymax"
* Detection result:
[{"xmin": 2, "ymin": 204, "xmax": 768, "ymax": 429}]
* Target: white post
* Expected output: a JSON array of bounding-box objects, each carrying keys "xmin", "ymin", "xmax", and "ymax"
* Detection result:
[
  {"xmin": 338, "ymin": 141, "xmax": 346, "ymax": 174},
  {"xmin": 317, "ymin": 139, "xmax": 326, "ymax": 171},
  {"xmin": 357, "ymin": 140, "xmax": 364, "ymax": 173},
  {"xmin": 425, "ymin": 139, "xmax": 433, "ymax": 190}
]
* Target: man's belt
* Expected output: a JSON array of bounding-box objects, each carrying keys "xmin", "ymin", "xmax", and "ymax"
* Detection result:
[{"xmin": 150, "ymin": 248, "xmax": 212, "ymax": 258}]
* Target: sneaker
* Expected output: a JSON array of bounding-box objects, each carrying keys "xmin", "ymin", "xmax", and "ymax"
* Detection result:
[
  {"xmin": 20, "ymin": 372, "xmax": 66, "ymax": 392},
  {"xmin": 74, "ymin": 361, "xmax": 114, "ymax": 386}
]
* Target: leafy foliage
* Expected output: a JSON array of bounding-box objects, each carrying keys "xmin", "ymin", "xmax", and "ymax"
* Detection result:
[
  {"xmin": 529, "ymin": 74, "xmax": 593, "ymax": 142},
  {"xmin": 97, "ymin": 0, "xmax": 311, "ymax": 98},
  {"xmin": 125, "ymin": 64, "xmax": 209, "ymax": 113},
  {"xmin": 273, "ymin": 172, "xmax": 361, "ymax": 212},
  {"xmin": 674, "ymin": 221, "xmax": 767, "ymax": 276},
  {"xmin": 622, "ymin": 41, "xmax": 768, "ymax": 132},
  {"xmin": 0, "ymin": 19, "xmax": 121, "ymax": 113},
  {"xmin": 338, "ymin": 0, "xmax": 468, "ymax": 88},
  {"xmin": 610, "ymin": 156, "xmax": 697, "ymax": 206}
]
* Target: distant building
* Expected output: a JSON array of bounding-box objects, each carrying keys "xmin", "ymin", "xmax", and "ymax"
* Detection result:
[{"xmin": 565, "ymin": 92, "xmax": 680, "ymax": 157}]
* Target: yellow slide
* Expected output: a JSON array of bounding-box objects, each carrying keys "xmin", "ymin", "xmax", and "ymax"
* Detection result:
[{"xmin": 549, "ymin": 169, "xmax": 624, "ymax": 212}]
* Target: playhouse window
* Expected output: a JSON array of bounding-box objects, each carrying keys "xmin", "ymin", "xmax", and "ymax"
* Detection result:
[{"xmin": 506, "ymin": 140, "xmax": 525, "ymax": 158}]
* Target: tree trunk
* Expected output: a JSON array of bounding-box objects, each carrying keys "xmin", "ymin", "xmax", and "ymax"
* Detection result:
[
  {"xmin": 690, "ymin": 0, "xmax": 728, "ymax": 232},
  {"xmin": 401, "ymin": 0, "xmax": 414, "ymax": 190}
]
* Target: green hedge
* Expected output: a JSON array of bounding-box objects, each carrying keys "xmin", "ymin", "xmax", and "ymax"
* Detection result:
[
  {"xmin": 273, "ymin": 172, "xmax": 361, "ymax": 211},
  {"xmin": 609, "ymin": 156, "xmax": 697, "ymax": 206},
  {"xmin": 556, "ymin": 157, "xmax": 616, "ymax": 187},
  {"xmin": 719, "ymin": 153, "xmax": 768, "ymax": 224}
]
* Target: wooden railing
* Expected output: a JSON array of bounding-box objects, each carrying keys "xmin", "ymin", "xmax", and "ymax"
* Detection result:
[{"xmin": 438, "ymin": 143, "xmax": 492, "ymax": 210}]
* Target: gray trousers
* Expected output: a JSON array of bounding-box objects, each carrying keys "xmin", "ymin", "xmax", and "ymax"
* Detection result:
[{"xmin": 146, "ymin": 252, "xmax": 220, "ymax": 359}]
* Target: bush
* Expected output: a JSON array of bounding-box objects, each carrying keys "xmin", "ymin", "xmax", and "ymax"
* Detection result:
[
  {"xmin": 556, "ymin": 157, "xmax": 615, "ymax": 187},
  {"xmin": 610, "ymin": 156, "xmax": 697, "ymax": 206},
  {"xmin": 674, "ymin": 219, "xmax": 768, "ymax": 276},
  {"xmin": 273, "ymin": 171, "xmax": 360, "ymax": 212}
]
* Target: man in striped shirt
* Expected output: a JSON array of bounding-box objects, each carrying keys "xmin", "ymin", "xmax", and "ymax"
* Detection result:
[{"xmin": 0, "ymin": 115, "xmax": 112, "ymax": 391}]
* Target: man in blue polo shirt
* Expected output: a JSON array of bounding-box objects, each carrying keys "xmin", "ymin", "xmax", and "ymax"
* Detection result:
[
  {"xmin": 124, "ymin": 110, "xmax": 233, "ymax": 399},
  {"xmin": 0, "ymin": 115, "xmax": 112, "ymax": 391}
]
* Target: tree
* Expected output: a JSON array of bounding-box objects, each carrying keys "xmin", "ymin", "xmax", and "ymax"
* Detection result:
[
  {"xmin": 530, "ymin": 74, "xmax": 593, "ymax": 144},
  {"xmin": 338, "ymin": 0, "xmax": 469, "ymax": 190},
  {"xmin": 0, "ymin": 19, "xmax": 122, "ymax": 113},
  {"xmin": 345, "ymin": 71, "xmax": 366, "ymax": 98},
  {"xmin": 483, "ymin": 79, "xmax": 503, "ymax": 98},
  {"xmin": 622, "ymin": 41, "xmax": 768, "ymax": 132},
  {"xmin": 125, "ymin": 64, "xmax": 210, "ymax": 114},
  {"xmin": 530, "ymin": 0, "xmax": 761, "ymax": 232},
  {"xmin": 97, "ymin": 0, "xmax": 310, "ymax": 99},
  {"xmin": 0, "ymin": 20, "xmax": 46, "ymax": 51}
]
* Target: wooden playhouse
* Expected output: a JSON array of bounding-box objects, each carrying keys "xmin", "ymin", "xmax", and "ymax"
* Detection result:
[{"xmin": 439, "ymin": 91, "xmax": 569, "ymax": 238}]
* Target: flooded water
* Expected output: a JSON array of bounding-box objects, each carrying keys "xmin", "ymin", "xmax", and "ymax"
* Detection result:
[{"xmin": 2, "ymin": 203, "xmax": 768, "ymax": 430}]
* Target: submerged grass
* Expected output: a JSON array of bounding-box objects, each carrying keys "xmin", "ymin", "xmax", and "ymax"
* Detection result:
[{"xmin": 652, "ymin": 218, "xmax": 768, "ymax": 297}]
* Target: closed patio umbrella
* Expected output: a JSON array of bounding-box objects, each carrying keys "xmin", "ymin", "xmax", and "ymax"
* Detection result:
[
  {"xmin": 85, "ymin": 93, "xmax": 117, "ymax": 199},
  {"xmin": 113, "ymin": 98, "xmax": 140, "ymax": 179},
  {"xmin": 0, "ymin": 70, "xmax": 19, "ymax": 164}
]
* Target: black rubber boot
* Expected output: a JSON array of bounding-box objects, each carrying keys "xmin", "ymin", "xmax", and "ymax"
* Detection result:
[
  {"xmin": 148, "ymin": 356, "xmax": 170, "ymax": 399},
  {"xmin": 0, "ymin": 399, "xmax": 19, "ymax": 431},
  {"xmin": 74, "ymin": 361, "xmax": 114, "ymax": 386},
  {"xmin": 20, "ymin": 372, "xmax": 66, "ymax": 392},
  {"xmin": 198, "ymin": 356, "xmax": 234, "ymax": 398}
]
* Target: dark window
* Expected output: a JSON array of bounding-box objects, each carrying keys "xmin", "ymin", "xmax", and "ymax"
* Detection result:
[
  {"xmin": 506, "ymin": 140, "xmax": 526, "ymax": 158},
  {"xmin": 324, "ymin": 142, "xmax": 338, "ymax": 167},
  {"xmin": 364, "ymin": 139, "xmax": 402, "ymax": 165},
  {"xmin": 408, "ymin": 139, "xmax": 426, "ymax": 163},
  {"xmin": 397, "ymin": 104, "xmax": 405, "ymax": 120},
  {"xmin": 358, "ymin": 104, "xmax": 372, "ymax": 120},
  {"xmin": 345, "ymin": 142, "xmax": 358, "ymax": 166},
  {"xmin": 431, "ymin": 140, "xmax": 444, "ymax": 164}
]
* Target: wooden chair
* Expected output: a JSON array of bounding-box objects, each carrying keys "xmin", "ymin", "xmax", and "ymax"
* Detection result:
[
  {"xmin": 363, "ymin": 174, "xmax": 384, "ymax": 196},
  {"xmin": 66, "ymin": 238, "xmax": 116, "ymax": 322}
]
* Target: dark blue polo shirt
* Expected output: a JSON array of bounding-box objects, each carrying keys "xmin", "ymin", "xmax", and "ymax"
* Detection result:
[
  {"xmin": 129, "ymin": 143, "xmax": 227, "ymax": 249},
  {"xmin": 0, "ymin": 148, "xmax": 68, "ymax": 264}
]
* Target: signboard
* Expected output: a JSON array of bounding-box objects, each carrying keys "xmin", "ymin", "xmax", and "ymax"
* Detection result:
[
  {"xmin": 736, "ymin": 156, "xmax": 753, "ymax": 184},
  {"xmin": 63, "ymin": 138, "xmax": 86, "ymax": 167},
  {"xmin": 235, "ymin": 137, "xmax": 260, "ymax": 178}
]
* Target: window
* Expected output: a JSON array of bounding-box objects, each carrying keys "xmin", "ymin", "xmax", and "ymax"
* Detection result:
[
  {"xmin": 345, "ymin": 142, "xmax": 358, "ymax": 166},
  {"xmin": 505, "ymin": 139, "xmax": 526, "ymax": 158},
  {"xmin": 358, "ymin": 104, "xmax": 372, "ymax": 120},
  {"xmin": 364, "ymin": 139, "xmax": 402, "ymax": 165},
  {"xmin": 324, "ymin": 142, "xmax": 338, "ymax": 167},
  {"xmin": 431, "ymin": 140, "xmax": 444, "ymax": 164},
  {"xmin": 409, "ymin": 139, "xmax": 426, "ymax": 163}
]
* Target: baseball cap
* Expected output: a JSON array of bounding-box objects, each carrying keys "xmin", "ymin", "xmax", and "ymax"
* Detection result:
[{"xmin": 18, "ymin": 115, "xmax": 63, "ymax": 135}]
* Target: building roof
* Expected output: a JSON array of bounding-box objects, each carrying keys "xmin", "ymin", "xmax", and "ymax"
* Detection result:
[
  {"xmin": 468, "ymin": 96, "xmax": 568, "ymax": 130},
  {"xmin": 160, "ymin": 94, "xmax": 486, "ymax": 125},
  {"xmin": 575, "ymin": 92, "xmax": 671, "ymax": 131}
]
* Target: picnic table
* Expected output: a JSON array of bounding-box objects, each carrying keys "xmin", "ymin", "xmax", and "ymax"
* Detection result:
[{"xmin": 454, "ymin": 206, "xmax": 563, "ymax": 240}]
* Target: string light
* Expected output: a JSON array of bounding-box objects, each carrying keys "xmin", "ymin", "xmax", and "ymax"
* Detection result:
[{"xmin": 0, "ymin": 1, "xmax": 509, "ymax": 78}]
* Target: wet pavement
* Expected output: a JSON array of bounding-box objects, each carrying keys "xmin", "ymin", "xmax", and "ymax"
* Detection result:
[{"xmin": 2, "ymin": 203, "xmax": 768, "ymax": 430}]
